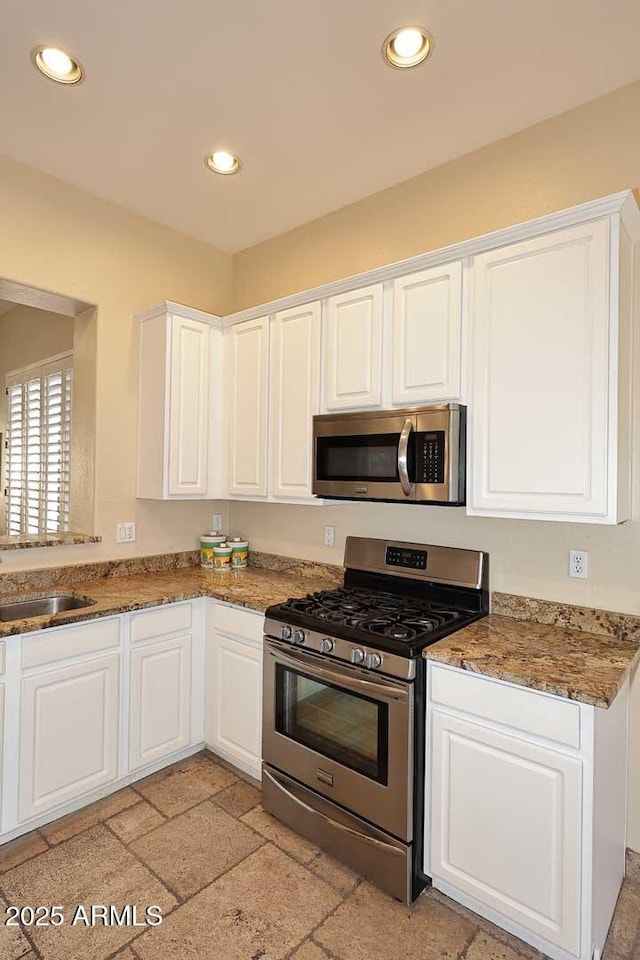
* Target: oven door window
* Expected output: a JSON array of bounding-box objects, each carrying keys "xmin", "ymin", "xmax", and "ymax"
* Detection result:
[
  {"xmin": 316, "ymin": 433, "xmax": 408, "ymax": 483},
  {"xmin": 275, "ymin": 665, "xmax": 389, "ymax": 784}
]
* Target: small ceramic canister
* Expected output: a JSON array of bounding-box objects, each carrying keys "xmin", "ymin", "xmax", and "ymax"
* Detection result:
[
  {"xmin": 230, "ymin": 537, "xmax": 249, "ymax": 568},
  {"xmin": 200, "ymin": 532, "xmax": 227, "ymax": 568},
  {"xmin": 213, "ymin": 543, "xmax": 233, "ymax": 571}
]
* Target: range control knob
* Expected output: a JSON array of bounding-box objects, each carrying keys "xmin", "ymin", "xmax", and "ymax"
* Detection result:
[
  {"xmin": 350, "ymin": 648, "xmax": 365, "ymax": 665},
  {"xmin": 366, "ymin": 652, "xmax": 383, "ymax": 670},
  {"xmin": 292, "ymin": 629, "xmax": 306, "ymax": 645},
  {"xmin": 280, "ymin": 625, "xmax": 292, "ymax": 641},
  {"xmin": 320, "ymin": 638, "xmax": 335, "ymax": 653}
]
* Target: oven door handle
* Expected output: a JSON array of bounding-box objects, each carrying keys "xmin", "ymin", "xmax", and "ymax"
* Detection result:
[
  {"xmin": 398, "ymin": 418, "xmax": 414, "ymax": 497},
  {"xmin": 265, "ymin": 641, "xmax": 410, "ymax": 702}
]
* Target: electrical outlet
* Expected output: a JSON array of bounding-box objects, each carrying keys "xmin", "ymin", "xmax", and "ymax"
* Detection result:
[
  {"xmin": 116, "ymin": 522, "xmax": 136, "ymax": 544},
  {"xmin": 323, "ymin": 525, "xmax": 335, "ymax": 548},
  {"xmin": 212, "ymin": 514, "xmax": 224, "ymax": 533},
  {"xmin": 569, "ymin": 549, "xmax": 588, "ymax": 579}
]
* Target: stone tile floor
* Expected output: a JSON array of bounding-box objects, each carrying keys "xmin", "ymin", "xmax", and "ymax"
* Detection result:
[{"xmin": 0, "ymin": 750, "xmax": 637, "ymax": 960}]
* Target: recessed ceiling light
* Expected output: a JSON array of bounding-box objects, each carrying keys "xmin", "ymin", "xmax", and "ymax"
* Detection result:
[
  {"xmin": 205, "ymin": 151, "xmax": 242, "ymax": 176},
  {"xmin": 31, "ymin": 45, "xmax": 84, "ymax": 84},
  {"xmin": 382, "ymin": 26, "xmax": 434, "ymax": 69}
]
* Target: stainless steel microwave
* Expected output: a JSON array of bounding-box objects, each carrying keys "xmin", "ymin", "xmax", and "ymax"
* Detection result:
[{"xmin": 312, "ymin": 404, "xmax": 466, "ymax": 504}]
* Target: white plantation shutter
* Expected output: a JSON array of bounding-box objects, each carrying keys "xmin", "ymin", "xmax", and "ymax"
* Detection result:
[{"xmin": 5, "ymin": 353, "xmax": 73, "ymax": 536}]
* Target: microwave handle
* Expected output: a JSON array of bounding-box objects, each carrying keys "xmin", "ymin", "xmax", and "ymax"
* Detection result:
[{"xmin": 398, "ymin": 418, "xmax": 414, "ymax": 496}]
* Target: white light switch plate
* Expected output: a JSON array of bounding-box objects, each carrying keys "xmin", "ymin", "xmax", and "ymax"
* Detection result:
[
  {"xmin": 212, "ymin": 514, "xmax": 224, "ymax": 533},
  {"xmin": 116, "ymin": 522, "xmax": 136, "ymax": 543}
]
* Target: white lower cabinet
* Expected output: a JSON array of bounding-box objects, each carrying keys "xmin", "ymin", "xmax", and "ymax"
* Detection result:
[
  {"xmin": 431, "ymin": 710, "xmax": 582, "ymax": 953},
  {"xmin": 205, "ymin": 604, "xmax": 263, "ymax": 779},
  {"xmin": 129, "ymin": 634, "xmax": 192, "ymax": 771},
  {"xmin": 427, "ymin": 662, "xmax": 630, "ymax": 960},
  {"xmin": 0, "ymin": 682, "xmax": 4, "ymax": 825},
  {"xmin": 19, "ymin": 654, "xmax": 119, "ymax": 822}
]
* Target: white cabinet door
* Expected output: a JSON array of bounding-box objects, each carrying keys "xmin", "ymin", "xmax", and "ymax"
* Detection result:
[
  {"xmin": 430, "ymin": 709, "xmax": 582, "ymax": 954},
  {"xmin": 324, "ymin": 284, "xmax": 383, "ymax": 410},
  {"xmin": 168, "ymin": 314, "xmax": 211, "ymax": 496},
  {"xmin": 0, "ymin": 683, "xmax": 4, "ymax": 827},
  {"xmin": 227, "ymin": 316, "xmax": 270, "ymax": 497},
  {"xmin": 270, "ymin": 302, "xmax": 321, "ymax": 499},
  {"xmin": 129, "ymin": 634, "xmax": 192, "ymax": 771},
  {"xmin": 137, "ymin": 303, "xmax": 220, "ymax": 500},
  {"xmin": 392, "ymin": 262, "xmax": 463, "ymax": 404},
  {"xmin": 468, "ymin": 219, "xmax": 612, "ymax": 521},
  {"xmin": 19, "ymin": 654, "xmax": 119, "ymax": 822},
  {"xmin": 206, "ymin": 630, "xmax": 262, "ymax": 778}
]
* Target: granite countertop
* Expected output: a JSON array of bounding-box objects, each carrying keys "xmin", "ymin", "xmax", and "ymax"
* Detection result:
[
  {"xmin": 2, "ymin": 551, "xmax": 639, "ymax": 709},
  {"xmin": 0, "ymin": 531, "xmax": 102, "ymax": 551},
  {"xmin": 423, "ymin": 614, "xmax": 640, "ymax": 708},
  {"xmin": 0, "ymin": 563, "xmax": 341, "ymax": 639}
]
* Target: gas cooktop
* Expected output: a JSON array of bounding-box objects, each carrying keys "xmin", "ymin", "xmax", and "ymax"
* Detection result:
[
  {"xmin": 266, "ymin": 538, "xmax": 489, "ymax": 662},
  {"xmin": 276, "ymin": 586, "xmax": 464, "ymax": 645}
]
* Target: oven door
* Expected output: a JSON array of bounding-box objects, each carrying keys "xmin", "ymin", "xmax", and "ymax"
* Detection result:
[
  {"xmin": 313, "ymin": 413, "xmax": 416, "ymax": 501},
  {"xmin": 263, "ymin": 638, "xmax": 413, "ymax": 841}
]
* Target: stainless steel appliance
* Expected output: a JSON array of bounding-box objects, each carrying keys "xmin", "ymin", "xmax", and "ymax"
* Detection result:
[
  {"xmin": 312, "ymin": 404, "xmax": 466, "ymax": 504},
  {"xmin": 262, "ymin": 536, "xmax": 489, "ymax": 903}
]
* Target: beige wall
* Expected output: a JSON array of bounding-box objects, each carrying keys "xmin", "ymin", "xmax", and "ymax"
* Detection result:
[
  {"xmin": 0, "ymin": 154, "xmax": 233, "ymax": 571},
  {"xmin": 234, "ymin": 79, "xmax": 640, "ymax": 308},
  {"xmin": 0, "ymin": 305, "xmax": 75, "ymax": 374},
  {"xmin": 229, "ymin": 79, "xmax": 640, "ymax": 850}
]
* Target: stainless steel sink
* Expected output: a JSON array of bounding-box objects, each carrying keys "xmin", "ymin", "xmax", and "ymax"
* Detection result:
[{"xmin": 0, "ymin": 595, "xmax": 95, "ymax": 622}]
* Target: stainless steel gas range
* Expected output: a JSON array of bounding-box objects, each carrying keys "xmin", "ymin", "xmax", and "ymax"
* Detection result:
[{"xmin": 262, "ymin": 536, "xmax": 489, "ymax": 903}]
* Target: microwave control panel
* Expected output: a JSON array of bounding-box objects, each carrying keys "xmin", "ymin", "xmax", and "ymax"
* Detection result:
[{"xmin": 415, "ymin": 431, "xmax": 445, "ymax": 484}]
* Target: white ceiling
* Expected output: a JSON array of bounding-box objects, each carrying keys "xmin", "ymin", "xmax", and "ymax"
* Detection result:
[{"xmin": 2, "ymin": 0, "xmax": 640, "ymax": 252}]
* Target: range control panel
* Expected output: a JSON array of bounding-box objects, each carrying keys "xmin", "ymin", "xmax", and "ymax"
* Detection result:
[{"xmin": 385, "ymin": 546, "xmax": 427, "ymax": 570}]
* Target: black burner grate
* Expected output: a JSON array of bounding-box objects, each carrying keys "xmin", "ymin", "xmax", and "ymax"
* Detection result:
[{"xmin": 279, "ymin": 587, "xmax": 461, "ymax": 644}]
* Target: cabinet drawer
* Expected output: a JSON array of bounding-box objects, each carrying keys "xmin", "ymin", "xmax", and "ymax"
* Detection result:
[
  {"xmin": 130, "ymin": 603, "xmax": 192, "ymax": 643},
  {"xmin": 213, "ymin": 603, "xmax": 264, "ymax": 646},
  {"xmin": 429, "ymin": 664, "xmax": 581, "ymax": 749},
  {"xmin": 22, "ymin": 617, "xmax": 121, "ymax": 670},
  {"xmin": 0, "ymin": 641, "xmax": 5, "ymax": 675}
]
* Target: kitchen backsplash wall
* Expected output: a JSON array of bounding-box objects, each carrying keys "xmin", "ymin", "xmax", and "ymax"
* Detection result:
[{"xmin": 229, "ymin": 500, "xmax": 640, "ymax": 616}]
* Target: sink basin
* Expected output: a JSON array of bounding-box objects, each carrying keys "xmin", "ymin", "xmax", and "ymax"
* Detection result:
[{"xmin": 0, "ymin": 595, "xmax": 95, "ymax": 622}]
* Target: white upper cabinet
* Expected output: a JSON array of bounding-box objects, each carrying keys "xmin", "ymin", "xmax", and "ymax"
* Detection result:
[
  {"xmin": 392, "ymin": 262, "xmax": 463, "ymax": 404},
  {"xmin": 323, "ymin": 284, "xmax": 384, "ymax": 410},
  {"xmin": 137, "ymin": 302, "xmax": 222, "ymax": 499},
  {"xmin": 468, "ymin": 215, "xmax": 634, "ymax": 523},
  {"xmin": 226, "ymin": 316, "xmax": 270, "ymax": 497},
  {"xmin": 270, "ymin": 302, "xmax": 321, "ymax": 499},
  {"xmin": 168, "ymin": 317, "xmax": 211, "ymax": 496}
]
